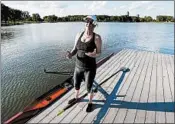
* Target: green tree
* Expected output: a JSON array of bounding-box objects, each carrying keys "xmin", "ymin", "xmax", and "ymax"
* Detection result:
[
  {"xmin": 113, "ymin": 16, "xmax": 120, "ymax": 21},
  {"xmin": 157, "ymin": 16, "xmax": 163, "ymax": 21},
  {"xmin": 166, "ymin": 16, "xmax": 173, "ymax": 22},
  {"xmin": 8, "ymin": 8, "xmax": 17, "ymax": 24},
  {"xmin": 110, "ymin": 16, "xmax": 116, "ymax": 22},
  {"xmin": 139, "ymin": 18, "xmax": 144, "ymax": 22},
  {"xmin": 133, "ymin": 17, "xmax": 137, "ymax": 22},
  {"xmin": 120, "ymin": 16, "xmax": 128, "ymax": 22},
  {"xmin": 22, "ymin": 11, "xmax": 30, "ymax": 21},
  {"xmin": 32, "ymin": 13, "xmax": 41, "ymax": 22},
  {"xmin": 1, "ymin": 3, "xmax": 10, "ymax": 23},
  {"xmin": 14, "ymin": 9, "xmax": 22, "ymax": 21},
  {"xmin": 43, "ymin": 15, "xmax": 58, "ymax": 22},
  {"xmin": 144, "ymin": 16, "xmax": 153, "ymax": 22},
  {"xmin": 156, "ymin": 15, "xmax": 173, "ymax": 22}
]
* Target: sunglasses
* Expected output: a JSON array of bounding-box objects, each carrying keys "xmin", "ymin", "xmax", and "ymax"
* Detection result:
[{"xmin": 85, "ymin": 20, "xmax": 94, "ymax": 25}]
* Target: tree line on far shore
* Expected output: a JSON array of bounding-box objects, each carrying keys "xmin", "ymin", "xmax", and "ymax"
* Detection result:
[{"xmin": 1, "ymin": 3, "xmax": 175, "ymax": 26}]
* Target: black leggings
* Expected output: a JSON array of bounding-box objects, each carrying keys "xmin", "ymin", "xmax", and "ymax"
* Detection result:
[{"xmin": 73, "ymin": 67, "xmax": 96, "ymax": 93}]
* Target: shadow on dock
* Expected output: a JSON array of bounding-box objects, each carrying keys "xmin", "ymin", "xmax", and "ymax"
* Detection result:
[{"xmin": 91, "ymin": 69, "xmax": 174, "ymax": 123}]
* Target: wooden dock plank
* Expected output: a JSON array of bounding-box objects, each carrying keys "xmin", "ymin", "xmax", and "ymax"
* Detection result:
[
  {"xmin": 134, "ymin": 51, "xmax": 154, "ymax": 123},
  {"xmin": 111, "ymin": 51, "xmax": 143, "ymax": 123},
  {"xmin": 161, "ymin": 54, "xmax": 174, "ymax": 123},
  {"xmin": 163, "ymin": 54, "xmax": 174, "ymax": 101},
  {"xmin": 113, "ymin": 50, "xmax": 147, "ymax": 123},
  {"xmin": 145, "ymin": 52, "xmax": 157, "ymax": 123},
  {"xmin": 112, "ymin": 51, "xmax": 144, "ymax": 123},
  {"xmin": 124, "ymin": 51, "xmax": 151, "ymax": 123},
  {"xmin": 155, "ymin": 53, "xmax": 166, "ymax": 123},
  {"xmin": 102, "ymin": 50, "xmax": 141, "ymax": 123},
  {"xmin": 167, "ymin": 55, "xmax": 174, "ymax": 75},
  {"xmin": 166, "ymin": 112, "xmax": 174, "ymax": 123},
  {"xmin": 122, "ymin": 51, "xmax": 149, "ymax": 123}
]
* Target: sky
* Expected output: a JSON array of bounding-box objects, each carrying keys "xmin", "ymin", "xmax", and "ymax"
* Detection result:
[{"xmin": 2, "ymin": 1, "xmax": 174, "ymax": 19}]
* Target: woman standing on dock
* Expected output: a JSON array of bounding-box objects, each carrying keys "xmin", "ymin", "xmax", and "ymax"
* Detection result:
[{"xmin": 66, "ymin": 15, "xmax": 102, "ymax": 112}]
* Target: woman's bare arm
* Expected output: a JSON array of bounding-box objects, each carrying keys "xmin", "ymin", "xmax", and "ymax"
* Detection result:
[{"xmin": 66, "ymin": 32, "xmax": 81, "ymax": 59}]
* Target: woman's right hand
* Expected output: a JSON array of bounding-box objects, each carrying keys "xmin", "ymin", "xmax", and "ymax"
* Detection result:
[{"xmin": 66, "ymin": 51, "xmax": 72, "ymax": 59}]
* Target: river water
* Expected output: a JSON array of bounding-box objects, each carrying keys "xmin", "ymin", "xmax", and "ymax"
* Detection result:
[{"xmin": 1, "ymin": 22, "xmax": 174, "ymax": 122}]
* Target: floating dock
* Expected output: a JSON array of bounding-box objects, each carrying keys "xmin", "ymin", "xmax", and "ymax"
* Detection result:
[{"xmin": 28, "ymin": 49, "xmax": 174, "ymax": 123}]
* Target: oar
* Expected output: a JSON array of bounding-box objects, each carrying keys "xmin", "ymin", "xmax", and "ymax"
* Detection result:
[
  {"xmin": 57, "ymin": 67, "xmax": 129, "ymax": 116},
  {"xmin": 44, "ymin": 69, "xmax": 73, "ymax": 75},
  {"xmin": 93, "ymin": 67, "xmax": 129, "ymax": 93},
  {"xmin": 44, "ymin": 52, "xmax": 114, "ymax": 76}
]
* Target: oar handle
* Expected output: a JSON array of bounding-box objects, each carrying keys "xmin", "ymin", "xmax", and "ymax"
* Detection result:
[
  {"xmin": 57, "ymin": 110, "xmax": 64, "ymax": 116},
  {"xmin": 44, "ymin": 69, "xmax": 73, "ymax": 75}
]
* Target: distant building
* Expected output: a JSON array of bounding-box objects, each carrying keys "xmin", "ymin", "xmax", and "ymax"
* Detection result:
[
  {"xmin": 127, "ymin": 11, "xmax": 129, "ymax": 17},
  {"xmin": 120, "ymin": 11, "xmax": 140, "ymax": 22}
]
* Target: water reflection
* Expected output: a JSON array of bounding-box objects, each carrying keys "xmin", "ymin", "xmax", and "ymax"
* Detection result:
[
  {"xmin": 1, "ymin": 26, "xmax": 25, "ymax": 41},
  {"xmin": 1, "ymin": 30, "xmax": 15, "ymax": 40}
]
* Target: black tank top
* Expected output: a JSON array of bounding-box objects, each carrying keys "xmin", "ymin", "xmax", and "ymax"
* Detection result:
[{"xmin": 76, "ymin": 31, "xmax": 97, "ymax": 69}]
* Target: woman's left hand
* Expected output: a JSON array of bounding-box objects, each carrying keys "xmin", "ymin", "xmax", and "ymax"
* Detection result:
[
  {"xmin": 85, "ymin": 52, "xmax": 95, "ymax": 58},
  {"xmin": 85, "ymin": 49, "xmax": 97, "ymax": 58}
]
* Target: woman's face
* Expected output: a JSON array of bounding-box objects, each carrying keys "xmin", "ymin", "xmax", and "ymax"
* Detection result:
[{"xmin": 85, "ymin": 18, "xmax": 95, "ymax": 31}]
